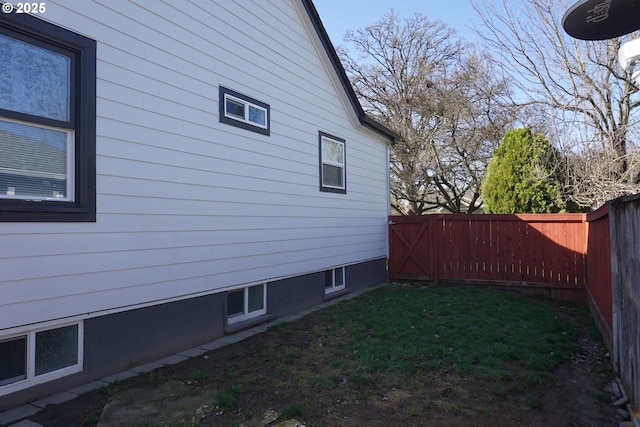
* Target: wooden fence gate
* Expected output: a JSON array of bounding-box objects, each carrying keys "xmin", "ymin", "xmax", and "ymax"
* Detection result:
[{"xmin": 388, "ymin": 216, "xmax": 434, "ymax": 280}]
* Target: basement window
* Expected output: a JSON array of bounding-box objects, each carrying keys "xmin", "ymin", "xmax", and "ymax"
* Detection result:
[
  {"xmin": 227, "ymin": 284, "xmax": 267, "ymax": 325},
  {"xmin": 0, "ymin": 323, "xmax": 83, "ymax": 395},
  {"xmin": 324, "ymin": 267, "xmax": 345, "ymax": 294}
]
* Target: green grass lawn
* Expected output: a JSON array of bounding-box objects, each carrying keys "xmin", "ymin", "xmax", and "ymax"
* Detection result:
[
  {"xmin": 280, "ymin": 284, "xmax": 583, "ymax": 401},
  {"xmin": 34, "ymin": 283, "xmax": 613, "ymax": 427}
]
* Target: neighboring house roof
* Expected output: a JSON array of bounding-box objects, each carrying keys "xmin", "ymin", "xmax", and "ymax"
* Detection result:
[
  {"xmin": 301, "ymin": 0, "xmax": 398, "ymax": 144},
  {"xmin": 0, "ymin": 129, "xmax": 65, "ymax": 177}
]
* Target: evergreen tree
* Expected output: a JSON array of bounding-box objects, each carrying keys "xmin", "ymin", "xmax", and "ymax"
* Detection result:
[{"xmin": 481, "ymin": 128, "xmax": 563, "ymax": 214}]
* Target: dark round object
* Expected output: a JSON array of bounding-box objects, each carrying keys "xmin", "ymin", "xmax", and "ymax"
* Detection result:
[{"xmin": 562, "ymin": 0, "xmax": 640, "ymax": 40}]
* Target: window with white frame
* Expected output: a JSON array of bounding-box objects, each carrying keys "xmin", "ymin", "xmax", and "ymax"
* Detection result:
[
  {"xmin": 219, "ymin": 86, "xmax": 270, "ymax": 136},
  {"xmin": 319, "ymin": 132, "xmax": 346, "ymax": 193},
  {"xmin": 324, "ymin": 266, "xmax": 345, "ymax": 294},
  {"xmin": 0, "ymin": 11, "xmax": 96, "ymax": 222},
  {"xmin": 0, "ymin": 323, "xmax": 83, "ymax": 394},
  {"xmin": 227, "ymin": 284, "xmax": 267, "ymax": 325}
]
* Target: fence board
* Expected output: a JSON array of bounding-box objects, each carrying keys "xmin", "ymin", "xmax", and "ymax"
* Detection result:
[
  {"xmin": 527, "ymin": 221, "xmax": 542, "ymax": 281},
  {"xmin": 609, "ymin": 195, "xmax": 640, "ymax": 413},
  {"xmin": 583, "ymin": 203, "xmax": 613, "ymax": 362}
]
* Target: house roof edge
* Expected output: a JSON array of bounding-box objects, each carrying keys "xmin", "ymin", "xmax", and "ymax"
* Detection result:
[{"xmin": 300, "ymin": 0, "xmax": 398, "ymax": 144}]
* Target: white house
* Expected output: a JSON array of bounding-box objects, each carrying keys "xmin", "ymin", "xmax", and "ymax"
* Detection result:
[{"xmin": 0, "ymin": 0, "xmax": 396, "ymax": 409}]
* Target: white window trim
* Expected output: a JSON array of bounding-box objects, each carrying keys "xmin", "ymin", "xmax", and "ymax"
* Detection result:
[
  {"xmin": 0, "ymin": 321, "xmax": 83, "ymax": 396},
  {"xmin": 223, "ymin": 93, "xmax": 268, "ymax": 129},
  {"xmin": 0, "ymin": 117, "xmax": 75, "ymax": 202},
  {"xmin": 227, "ymin": 284, "xmax": 267, "ymax": 325},
  {"xmin": 325, "ymin": 267, "xmax": 346, "ymax": 294},
  {"xmin": 320, "ymin": 134, "xmax": 346, "ymax": 191}
]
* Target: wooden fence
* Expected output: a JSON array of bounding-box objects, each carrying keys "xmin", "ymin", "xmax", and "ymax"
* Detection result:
[
  {"xmin": 389, "ymin": 213, "xmax": 588, "ymax": 289},
  {"xmin": 389, "ymin": 211, "xmax": 610, "ymax": 337},
  {"xmin": 388, "ymin": 198, "xmax": 640, "ymax": 414}
]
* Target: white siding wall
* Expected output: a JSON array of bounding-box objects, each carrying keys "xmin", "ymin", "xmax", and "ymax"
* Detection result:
[{"xmin": 0, "ymin": 0, "xmax": 389, "ymax": 331}]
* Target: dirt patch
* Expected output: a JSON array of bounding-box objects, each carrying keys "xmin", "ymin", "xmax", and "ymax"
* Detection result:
[
  {"xmin": 96, "ymin": 379, "xmax": 217, "ymax": 426},
  {"xmin": 27, "ymin": 288, "xmax": 618, "ymax": 427}
]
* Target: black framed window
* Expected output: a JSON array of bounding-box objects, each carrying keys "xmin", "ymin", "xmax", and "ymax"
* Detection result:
[
  {"xmin": 0, "ymin": 11, "xmax": 96, "ymax": 222},
  {"xmin": 219, "ymin": 86, "xmax": 270, "ymax": 136},
  {"xmin": 319, "ymin": 132, "xmax": 346, "ymax": 193}
]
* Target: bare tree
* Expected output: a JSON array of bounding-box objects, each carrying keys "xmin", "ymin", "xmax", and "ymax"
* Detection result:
[
  {"xmin": 473, "ymin": 0, "xmax": 640, "ymax": 208},
  {"xmin": 338, "ymin": 11, "xmax": 517, "ymax": 214}
]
